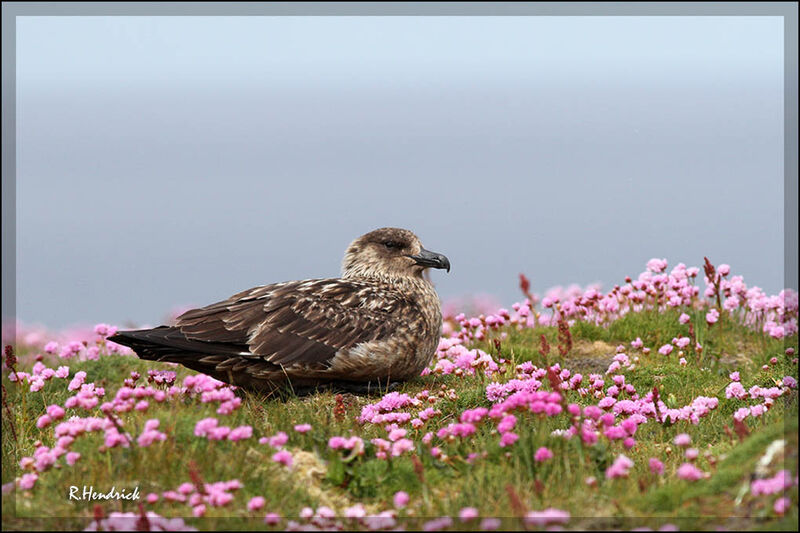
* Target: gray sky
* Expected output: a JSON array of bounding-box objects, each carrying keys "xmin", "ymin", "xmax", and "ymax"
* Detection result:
[{"xmin": 14, "ymin": 15, "xmax": 785, "ymax": 328}]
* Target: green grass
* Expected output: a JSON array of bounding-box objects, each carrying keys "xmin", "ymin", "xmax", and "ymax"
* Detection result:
[{"xmin": 2, "ymin": 309, "xmax": 797, "ymax": 531}]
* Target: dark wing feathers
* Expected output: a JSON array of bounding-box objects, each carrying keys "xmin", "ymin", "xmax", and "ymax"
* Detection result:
[{"xmin": 162, "ymin": 278, "xmax": 414, "ymax": 368}]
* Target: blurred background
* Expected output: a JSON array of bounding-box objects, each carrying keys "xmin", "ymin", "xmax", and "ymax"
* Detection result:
[{"xmin": 14, "ymin": 15, "xmax": 785, "ymax": 328}]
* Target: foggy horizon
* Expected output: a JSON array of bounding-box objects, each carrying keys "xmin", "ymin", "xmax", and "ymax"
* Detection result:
[{"xmin": 12, "ymin": 15, "xmax": 787, "ymax": 329}]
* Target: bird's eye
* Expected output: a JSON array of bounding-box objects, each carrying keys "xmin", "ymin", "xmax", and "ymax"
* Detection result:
[{"xmin": 383, "ymin": 241, "xmax": 403, "ymax": 249}]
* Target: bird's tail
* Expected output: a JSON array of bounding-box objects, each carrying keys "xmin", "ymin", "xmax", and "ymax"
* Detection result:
[{"xmin": 108, "ymin": 327, "xmax": 282, "ymax": 393}]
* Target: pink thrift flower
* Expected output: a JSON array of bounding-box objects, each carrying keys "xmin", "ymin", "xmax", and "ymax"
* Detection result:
[
  {"xmin": 268, "ymin": 431, "xmax": 289, "ymax": 448},
  {"xmin": 534, "ymin": 447, "xmax": 553, "ymax": 462},
  {"xmin": 658, "ymin": 344, "xmax": 674, "ymax": 356},
  {"xmin": 673, "ymin": 433, "xmax": 691, "ymax": 447},
  {"xmin": 685, "ymin": 448, "xmax": 699, "ymax": 461},
  {"xmin": 17, "ymin": 473, "xmax": 38, "ymax": 490},
  {"xmin": 388, "ymin": 428, "xmax": 407, "ymax": 442},
  {"xmin": 497, "ymin": 414, "xmax": 517, "ymax": 434},
  {"xmin": 65, "ymin": 452, "xmax": 81, "ymax": 466},
  {"xmin": 480, "ymin": 518, "xmax": 501, "ymax": 530},
  {"xmin": 524, "ymin": 508, "xmax": 571, "ymax": 526},
  {"xmin": 293, "ymin": 423, "xmax": 312, "ymax": 433},
  {"xmin": 393, "ymin": 490, "xmax": 410, "ymax": 509},
  {"xmin": 194, "ymin": 418, "xmax": 218, "ymax": 437},
  {"xmin": 605, "ymin": 454, "xmax": 634, "ymax": 479},
  {"xmin": 36, "ymin": 415, "xmax": 52, "ymax": 429},
  {"xmin": 46, "ymin": 405, "xmax": 66, "ymax": 420},
  {"xmin": 264, "ymin": 513, "xmax": 281, "ymax": 525},
  {"xmin": 391, "ymin": 438, "xmax": 414, "ymax": 457},
  {"xmin": 228, "ymin": 425, "xmax": 253, "ymax": 442},
  {"xmin": 68, "ymin": 371, "xmax": 86, "ymax": 391},
  {"xmin": 774, "ymin": 497, "xmax": 791, "ymax": 515},
  {"xmin": 271, "ymin": 450, "xmax": 293, "ymax": 467},
  {"xmin": 649, "ymin": 458, "xmax": 664, "ymax": 475},
  {"xmin": 677, "ymin": 462, "xmax": 704, "ymax": 481},
  {"xmin": 499, "ymin": 432, "xmax": 519, "ymax": 447},
  {"xmin": 679, "ymin": 313, "xmax": 690, "ymax": 324},
  {"xmin": 423, "ymin": 517, "xmax": 453, "ymax": 531},
  {"xmin": 459, "ymin": 507, "xmax": 479, "ymax": 521},
  {"xmin": 247, "ymin": 496, "xmax": 266, "ymax": 511}
]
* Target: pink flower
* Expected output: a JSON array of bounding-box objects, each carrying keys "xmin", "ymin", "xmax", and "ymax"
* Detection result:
[
  {"xmin": 46, "ymin": 405, "xmax": 66, "ymax": 420},
  {"xmin": 388, "ymin": 428, "xmax": 407, "ymax": 442},
  {"xmin": 68, "ymin": 371, "xmax": 86, "ymax": 391},
  {"xmin": 293, "ymin": 424, "xmax": 312, "ymax": 433},
  {"xmin": 271, "ymin": 450, "xmax": 293, "ymax": 467},
  {"xmin": 423, "ymin": 517, "xmax": 453, "ymax": 531},
  {"xmin": 459, "ymin": 507, "xmax": 479, "ymax": 521},
  {"xmin": 267, "ymin": 432, "xmax": 288, "ymax": 448},
  {"xmin": 524, "ymin": 508, "xmax": 571, "ymax": 526},
  {"xmin": 247, "ymin": 496, "xmax": 266, "ymax": 511},
  {"xmin": 264, "ymin": 513, "xmax": 281, "ymax": 525},
  {"xmin": 178, "ymin": 483, "xmax": 194, "ymax": 495},
  {"xmin": 751, "ymin": 470, "xmax": 792, "ymax": 495},
  {"xmin": 684, "ymin": 448, "xmax": 699, "ymax": 461},
  {"xmin": 649, "ymin": 458, "xmax": 664, "ymax": 475},
  {"xmin": 499, "ymin": 432, "xmax": 519, "ymax": 447},
  {"xmin": 534, "ymin": 447, "xmax": 553, "ymax": 462},
  {"xmin": 679, "ymin": 313, "xmax": 690, "ymax": 324},
  {"xmin": 673, "ymin": 433, "xmax": 691, "ymax": 447},
  {"xmin": 66, "ymin": 452, "xmax": 81, "ymax": 466},
  {"xmin": 706, "ymin": 309, "xmax": 719, "ymax": 325},
  {"xmin": 658, "ymin": 344, "xmax": 674, "ymax": 356},
  {"xmin": 207, "ymin": 426, "xmax": 231, "ymax": 441},
  {"xmin": 605, "ymin": 454, "xmax": 634, "ymax": 479},
  {"xmin": 497, "ymin": 415, "xmax": 517, "ymax": 434},
  {"xmin": 676, "ymin": 462, "xmax": 704, "ymax": 481},
  {"xmin": 391, "ymin": 438, "xmax": 414, "ymax": 456},
  {"xmin": 36, "ymin": 415, "xmax": 52, "ymax": 429},
  {"xmin": 393, "ymin": 490, "xmax": 410, "ymax": 509},
  {"xmin": 774, "ymin": 497, "xmax": 791, "ymax": 515},
  {"xmin": 480, "ymin": 518, "xmax": 501, "ymax": 530},
  {"xmin": 647, "ymin": 258, "xmax": 668, "ymax": 273},
  {"xmin": 17, "ymin": 473, "xmax": 38, "ymax": 490},
  {"xmin": 194, "ymin": 417, "xmax": 218, "ymax": 437},
  {"xmin": 228, "ymin": 425, "xmax": 253, "ymax": 442}
]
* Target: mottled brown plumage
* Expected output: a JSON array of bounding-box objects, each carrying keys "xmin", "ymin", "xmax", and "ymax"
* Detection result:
[{"xmin": 109, "ymin": 228, "xmax": 450, "ymax": 395}]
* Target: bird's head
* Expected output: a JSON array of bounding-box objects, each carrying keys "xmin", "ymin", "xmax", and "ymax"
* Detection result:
[{"xmin": 341, "ymin": 227, "xmax": 450, "ymax": 281}]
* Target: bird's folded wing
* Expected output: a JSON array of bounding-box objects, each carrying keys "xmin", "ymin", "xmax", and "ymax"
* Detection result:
[{"xmin": 175, "ymin": 279, "xmax": 415, "ymax": 367}]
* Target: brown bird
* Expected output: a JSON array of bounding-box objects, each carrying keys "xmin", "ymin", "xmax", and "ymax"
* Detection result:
[{"xmin": 108, "ymin": 228, "xmax": 450, "ymax": 396}]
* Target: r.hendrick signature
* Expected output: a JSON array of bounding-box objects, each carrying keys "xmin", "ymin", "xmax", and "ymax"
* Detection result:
[{"xmin": 69, "ymin": 485, "xmax": 140, "ymax": 501}]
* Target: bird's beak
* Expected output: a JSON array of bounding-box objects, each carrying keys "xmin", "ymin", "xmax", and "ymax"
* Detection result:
[{"xmin": 408, "ymin": 247, "xmax": 451, "ymax": 273}]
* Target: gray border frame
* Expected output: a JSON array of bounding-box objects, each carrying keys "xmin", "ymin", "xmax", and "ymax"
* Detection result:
[{"xmin": 2, "ymin": 1, "xmax": 797, "ymax": 528}]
